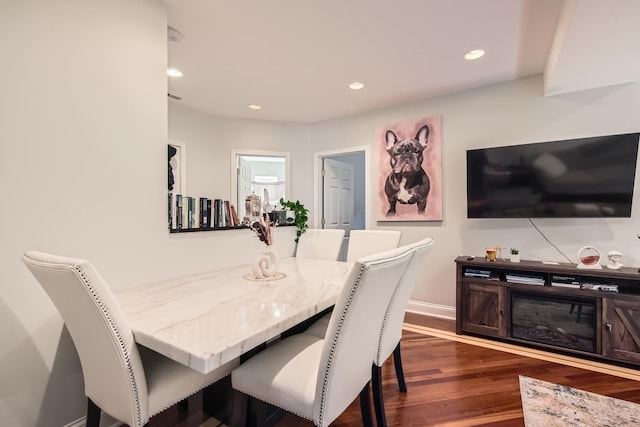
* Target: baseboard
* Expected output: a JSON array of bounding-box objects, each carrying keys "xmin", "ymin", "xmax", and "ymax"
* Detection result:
[
  {"xmin": 64, "ymin": 414, "xmax": 121, "ymax": 427},
  {"xmin": 406, "ymin": 300, "xmax": 455, "ymax": 320}
]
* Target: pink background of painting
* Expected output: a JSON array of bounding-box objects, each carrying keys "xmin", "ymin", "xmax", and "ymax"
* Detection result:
[{"xmin": 375, "ymin": 115, "xmax": 443, "ymax": 221}]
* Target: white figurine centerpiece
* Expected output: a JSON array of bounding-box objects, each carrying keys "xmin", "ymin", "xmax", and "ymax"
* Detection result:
[{"xmin": 246, "ymin": 213, "xmax": 285, "ymax": 281}]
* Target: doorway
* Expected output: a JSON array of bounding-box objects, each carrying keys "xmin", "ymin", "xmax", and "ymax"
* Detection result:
[{"xmin": 314, "ymin": 147, "xmax": 368, "ymax": 260}]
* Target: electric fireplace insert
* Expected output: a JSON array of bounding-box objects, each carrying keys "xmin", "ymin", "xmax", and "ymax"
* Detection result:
[{"xmin": 510, "ymin": 290, "xmax": 597, "ymax": 353}]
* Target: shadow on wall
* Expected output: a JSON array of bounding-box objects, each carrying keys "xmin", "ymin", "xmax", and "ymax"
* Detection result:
[{"xmin": 0, "ymin": 299, "xmax": 85, "ymax": 427}]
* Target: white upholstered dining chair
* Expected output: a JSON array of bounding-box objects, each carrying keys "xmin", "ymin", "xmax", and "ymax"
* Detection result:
[
  {"xmin": 371, "ymin": 237, "xmax": 434, "ymax": 427},
  {"xmin": 295, "ymin": 228, "xmax": 346, "ymax": 261},
  {"xmin": 21, "ymin": 251, "xmax": 238, "ymax": 427},
  {"xmin": 346, "ymin": 229, "xmax": 402, "ymax": 262},
  {"xmin": 230, "ymin": 245, "xmax": 415, "ymax": 427},
  {"xmin": 304, "ymin": 237, "xmax": 434, "ymax": 427}
]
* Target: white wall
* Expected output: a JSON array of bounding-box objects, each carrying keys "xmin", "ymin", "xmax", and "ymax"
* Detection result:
[
  {"xmin": 0, "ymin": 1, "xmax": 295, "ymax": 426},
  {"xmin": 309, "ymin": 75, "xmax": 640, "ymax": 311}
]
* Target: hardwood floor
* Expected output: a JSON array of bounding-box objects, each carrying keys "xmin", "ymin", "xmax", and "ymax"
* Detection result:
[{"xmin": 152, "ymin": 314, "xmax": 640, "ymax": 427}]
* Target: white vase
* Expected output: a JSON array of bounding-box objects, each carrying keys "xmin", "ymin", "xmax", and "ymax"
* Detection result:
[
  {"xmin": 510, "ymin": 254, "xmax": 520, "ymax": 263},
  {"xmin": 252, "ymin": 249, "xmax": 279, "ymax": 279}
]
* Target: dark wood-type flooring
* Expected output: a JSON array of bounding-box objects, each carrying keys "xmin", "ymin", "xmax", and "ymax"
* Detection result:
[{"xmin": 151, "ymin": 313, "xmax": 640, "ymax": 427}]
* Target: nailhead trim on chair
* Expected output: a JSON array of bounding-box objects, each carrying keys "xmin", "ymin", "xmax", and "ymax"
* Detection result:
[
  {"xmin": 317, "ymin": 263, "xmax": 366, "ymax": 427},
  {"xmin": 73, "ymin": 263, "xmax": 145, "ymax": 427},
  {"xmin": 376, "ymin": 285, "xmax": 399, "ymax": 365}
]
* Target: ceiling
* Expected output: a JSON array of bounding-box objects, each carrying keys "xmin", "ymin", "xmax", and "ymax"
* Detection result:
[{"xmin": 166, "ymin": 0, "xmax": 640, "ymax": 123}]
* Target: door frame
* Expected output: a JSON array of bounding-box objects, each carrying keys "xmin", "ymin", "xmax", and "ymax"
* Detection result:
[{"xmin": 313, "ymin": 146, "xmax": 369, "ymax": 229}]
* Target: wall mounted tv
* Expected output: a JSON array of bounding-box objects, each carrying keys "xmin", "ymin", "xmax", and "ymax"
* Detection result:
[{"xmin": 467, "ymin": 132, "xmax": 640, "ymax": 218}]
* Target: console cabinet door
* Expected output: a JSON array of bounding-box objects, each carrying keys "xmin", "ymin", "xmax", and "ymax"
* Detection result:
[
  {"xmin": 462, "ymin": 282, "xmax": 506, "ymax": 338},
  {"xmin": 602, "ymin": 298, "xmax": 640, "ymax": 364}
]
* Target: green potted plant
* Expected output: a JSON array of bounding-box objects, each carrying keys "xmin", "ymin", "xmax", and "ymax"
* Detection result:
[
  {"xmin": 279, "ymin": 198, "xmax": 309, "ymax": 242},
  {"xmin": 510, "ymin": 247, "xmax": 520, "ymax": 263}
]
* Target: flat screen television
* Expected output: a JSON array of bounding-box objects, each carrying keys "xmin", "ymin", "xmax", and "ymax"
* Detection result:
[{"xmin": 467, "ymin": 132, "xmax": 640, "ymax": 218}]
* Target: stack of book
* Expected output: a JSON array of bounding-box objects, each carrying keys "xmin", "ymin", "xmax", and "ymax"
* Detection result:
[
  {"xmin": 551, "ymin": 275, "xmax": 580, "ymax": 288},
  {"xmin": 464, "ymin": 268, "xmax": 491, "ymax": 279},
  {"xmin": 506, "ymin": 273, "xmax": 545, "ymax": 286}
]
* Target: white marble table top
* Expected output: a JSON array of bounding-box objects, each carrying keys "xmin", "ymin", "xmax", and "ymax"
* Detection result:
[{"xmin": 115, "ymin": 257, "xmax": 354, "ymax": 374}]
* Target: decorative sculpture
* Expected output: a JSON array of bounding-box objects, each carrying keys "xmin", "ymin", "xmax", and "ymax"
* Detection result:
[
  {"xmin": 243, "ymin": 193, "xmax": 262, "ymax": 225},
  {"xmin": 606, "ymin": 251, "xmax": 623, "ymax": 270}
]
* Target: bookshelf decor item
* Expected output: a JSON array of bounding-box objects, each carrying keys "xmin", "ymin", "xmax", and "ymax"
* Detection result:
[
  {"xmin": 577, "ymin": 246, "xmax": 602, "ymax": 269},
  {"xmin": 510, "ymin": 248, "xmax": 520, "ymax": 263}
]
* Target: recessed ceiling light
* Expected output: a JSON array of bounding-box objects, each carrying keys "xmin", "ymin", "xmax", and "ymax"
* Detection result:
[
  {"xmin": 464, "ymin": 49, "xmax": 485, "ymax": 61},
  {"xmin": 248, "ymin": 104, "xmax": 262, "ymax": 110},
  {"xmin": 349, "ymin": 82, "xmax": 364, "ymax": 90},
  {"xmin": 167, "ymin": 68, "xmax": 183, "ymax": 77}
]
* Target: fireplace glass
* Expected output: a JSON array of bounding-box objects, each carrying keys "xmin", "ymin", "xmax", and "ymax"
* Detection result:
[{"xmin": 511, "ymin": 291, "xmax": 596, "ymax": 353}]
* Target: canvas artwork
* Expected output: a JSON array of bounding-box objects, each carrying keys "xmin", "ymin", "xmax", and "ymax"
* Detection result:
[{"xmin": 375, "ymin": 115, "xmax": 442, "ymax": 221}]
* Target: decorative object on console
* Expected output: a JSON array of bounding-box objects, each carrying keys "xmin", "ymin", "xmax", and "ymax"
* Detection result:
[
  {"xmin": 577, "ymin": 245, "xmax": 602, "ymax": 269},
  {"xmin": 486, "ymin": 245, "xmax": 505, "ymax": 262},
  {"xmin": 510, "ymin": 247, "xmax": 520, "ymax": 263},
  {"xmin": 606, "ymin": 250, "xmax": 623, "ymax": 270},
  {"xmin": 247, "ymin": 214, "xmax": 284, "ymax": 280},
  {"xmin": 279, "ymin": 198, "xmax": 309, "ymax": 242}
]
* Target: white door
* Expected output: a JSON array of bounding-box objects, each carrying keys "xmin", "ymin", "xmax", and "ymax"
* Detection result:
[{"xmin": 323, "ymin": 158, "xmax": 354, "ymax": 233}]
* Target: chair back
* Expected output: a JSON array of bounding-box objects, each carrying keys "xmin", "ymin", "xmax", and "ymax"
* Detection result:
[
  {"xmin": 313, "ymin": 245, "xmax": 414, "ymax": 426},
  {"xmin": 296, "ymin": 229, "xmax": 346, "ymax": 261},
  {"xmin": 376, "ymin": 238, "xmax": 434, "ymax": 366},
  {"xmin": 21, "ymin": 251, "xmax": 149, "ymax": 427},
  {"xmin": 346, "ymin": 230, "xmax": 402, "ymax": 262}
]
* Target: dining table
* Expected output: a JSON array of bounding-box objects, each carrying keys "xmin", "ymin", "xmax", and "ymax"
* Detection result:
[{"xmin": 114, "ymin": 256, "xmax": 355, "ymax": 375}]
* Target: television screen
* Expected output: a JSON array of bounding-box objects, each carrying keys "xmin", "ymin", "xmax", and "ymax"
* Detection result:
[{"xmin": 467, "ymin": 133, "xmax": 640, "ymax": 218}]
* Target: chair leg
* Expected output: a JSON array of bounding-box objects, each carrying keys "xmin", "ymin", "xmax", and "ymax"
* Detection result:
[
  {"xmin": 372, "ymin": 364, "xmax": 387, "ymax": 427},
  {"xmin": 393, "ymin": 342, "xmax": 407, "ymax": 392},
  {"xmin": 359, "ymin": 382, "xmax": 374, "ymax": 427},
  {"xmin": 178, "ymin": 398, "xmax": 189, "ymax": 412},
  {"xmin": 231, "ymin": 389, "xmax": 248, "ymax": 427},
  {"xmin": 86, "ymin": 398, "xmax": 101, "ymax": 427}
]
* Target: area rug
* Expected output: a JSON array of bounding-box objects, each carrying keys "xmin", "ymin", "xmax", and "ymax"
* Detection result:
[{"xmin": 519, "ymin": 375, "xmax": 640, "ymax": 426}]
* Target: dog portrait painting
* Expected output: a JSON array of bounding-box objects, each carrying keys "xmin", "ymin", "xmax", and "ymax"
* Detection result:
[{"xmin": 375, "ymin": 115, "xmax": 442, "ymax": 221}]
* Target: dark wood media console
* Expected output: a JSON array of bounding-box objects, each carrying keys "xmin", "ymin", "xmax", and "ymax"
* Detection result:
[{"xmin": 455, "ymin": 256, "xmax": 640, "ymax": 367}]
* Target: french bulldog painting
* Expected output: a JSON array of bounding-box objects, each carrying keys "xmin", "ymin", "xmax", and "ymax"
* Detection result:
[
  {"xmin": 384, "ymin": 125, "xmax": 430, "ymax": 216},
  {"xmin": 376, "ymin": 116, "xmax": 442, "ymax": 221}
]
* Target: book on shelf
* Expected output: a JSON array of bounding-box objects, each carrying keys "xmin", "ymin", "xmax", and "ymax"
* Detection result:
[
  {"xmin": 168, "ymin": 193, "xmax": 175, "ymax": 230},
  {"xmin": 175, "ymin": 194, "xmax": 183, "ymax": 229},
  {"xmin": 230, "ymin": 203, "xmax": 240, "ymax": 226},
  {"xmin": 223, "ymin": 200, "xmax": 231, "ymax": 227},
  {"xmin": 551, "ymin": 282, "xmax": 581, "ymax": 288},
  {"xmin": 194, "ymin": 197, "xmax": 200, "ymax": 228},
  {"xmin": 551, "ymin": 274, "xmax": 580, "ymax": 288},
  {"xmin": 199, "ymin": 197, "xmax": 206, "ymax": 228},
  {"xmin": 465, "ymin": 268, "xmax": 491, "ymax": 276},
  {"xmin": 506, "ymin": 273, "xmax": 545, "ymax": 285},
  {"xmin": 214, "ymin": 199, "xmax": 223, "ymax": 228},
  {"xmin": 206, "ymin": 199, "xmax": 212, "ymax": 229},
  {"xmin": 464, "ymin": 268, "xmax": 500, "ymax": 281},
  {"xmin": 187, "ymin": 197, "xmax": 195, "ymax": 228}
]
